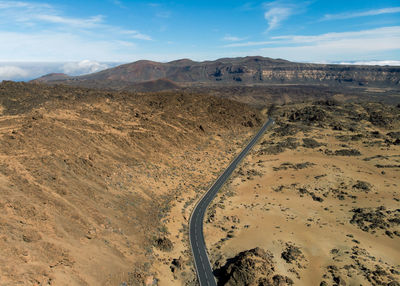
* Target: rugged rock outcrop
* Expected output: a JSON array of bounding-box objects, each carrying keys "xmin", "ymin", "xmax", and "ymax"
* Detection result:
[{"xmin": 215, "ymin": 247, "xmax": 293, "ymax": 286}]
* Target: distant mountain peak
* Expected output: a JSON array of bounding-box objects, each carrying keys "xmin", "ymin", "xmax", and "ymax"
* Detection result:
[{"xmin": 167, "ymin": 58, "xmax": 196, "ymax": 65}]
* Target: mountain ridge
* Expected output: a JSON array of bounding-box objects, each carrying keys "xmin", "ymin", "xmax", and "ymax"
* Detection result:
[{"xmin": 32, "ymin": 56, "xmax": 400, "ymax": 91}]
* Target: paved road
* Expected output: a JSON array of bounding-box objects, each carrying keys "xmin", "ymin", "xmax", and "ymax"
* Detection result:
[{"xmin": 189, "ymin": 118, "xmax": 274, "ymax": 286}]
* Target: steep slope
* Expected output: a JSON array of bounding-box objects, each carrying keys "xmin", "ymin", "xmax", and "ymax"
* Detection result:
[
  {"xmin": 33, "ymin": 56, "xmax": 400, "ymax": 90},
  {"xmin": 0, "ymin": 81, "xmax": 261, "ymax": 285}
]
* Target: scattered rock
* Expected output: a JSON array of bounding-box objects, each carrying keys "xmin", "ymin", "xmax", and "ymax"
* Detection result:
[
  {"xmin": 325, "ymin": 149, "xmax": 361, "ymax": 156},
  {"xmin": 350, "ymin": 207, "xmax": 400, "ymax": 237},
  {"xmin": 281, "ymin": 244, "xmax": 303, "ymax": 264},
  {"xmin": 170, "ymin": 256, "xmax": 184, "ymax": 273},
  {"xmin": 352, "ymin": 181, "xmax": 371, "ymax": 192},
  {"xmin": 288, "ymin": 106, "xmax": 327, "ymax": 124},
  {"xmin": 154, "ymin": 237, "xmax": 173, "ymax": 251},
  {"xmin": 273, "ymin": 162, "xmax": 315, "ymax": 171},
  {"xmin": 302, "ymin": 138, "xmax": 325, "ymax": 148}
]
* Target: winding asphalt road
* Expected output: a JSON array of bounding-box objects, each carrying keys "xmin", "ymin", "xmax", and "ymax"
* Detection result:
[{"xmin": 189, "ymin": 118, "xmax": 274, "ymax": 286}]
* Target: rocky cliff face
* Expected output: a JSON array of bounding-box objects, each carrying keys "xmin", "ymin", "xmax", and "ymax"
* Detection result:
[{"xmin": 33, "ymin": 56, "xmax": 400, "ymax": 89}]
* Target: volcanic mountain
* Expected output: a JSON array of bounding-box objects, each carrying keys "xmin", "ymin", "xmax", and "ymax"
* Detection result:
[{"xmin": 34, "ymin": 56, "xmax": 400, "ymax": 91}]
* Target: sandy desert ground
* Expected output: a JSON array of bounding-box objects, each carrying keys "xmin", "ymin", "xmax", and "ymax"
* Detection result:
[
  {"xmin": 200, "ymin": 100, "xmax": 400, "ymax": 286},
  {"xmin": 1, "ymin": 81, "xmax": 399, "ymax": 286}
]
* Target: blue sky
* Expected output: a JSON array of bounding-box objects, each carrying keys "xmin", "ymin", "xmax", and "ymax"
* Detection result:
[{"xmin": 0, "ymin": 0, "xmax": 400, "ymax": 80}]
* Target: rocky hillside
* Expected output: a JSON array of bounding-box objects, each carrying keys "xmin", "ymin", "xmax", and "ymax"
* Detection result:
[
  {"xmin": 33, "ymin": 56, "xmax": 400, "ymax": 90},
  {"xmin": 0, "ymin": 81, "xmax": 261, "ymax": 285}
]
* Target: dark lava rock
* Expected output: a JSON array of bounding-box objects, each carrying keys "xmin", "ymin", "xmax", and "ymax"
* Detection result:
[
  {"xmin": 333, "ymin": 275, "xmax": 347, "ymax": 285},
  {"xmin": 242, "ymin": 120, "xmax": 254, "ymax": 127},
  {"xmin": 276, "ymin": 137, "xmax": 299, "ymax": 150},
  {"xmin": 281, "ymin": 245, "xmax": 303, "ymax": 264},
  {"xmin": 349, "ymin": 207, "xmax": 400, "ymax": 237},
  {"xmin": 303, "ymin": 138, "xmax": 324, "ymax": 148},
  {"xmin": 352, "ymin": 180, "xmax": 371, "ymax": 192},
  {"xmin": 272, "ymin": 275, "xmax": 294, "ymax": 286},
  {"xmin": 288, "ymin": 106, "xmax": 327, "ymax": 124},
  {"xmin": 336, "ymin": 134, "xmax": 364, "ymax": 142},
  {"xmin": 333, "ymin": 149, "xmax": 361, "ymax": 156},
  {"xmin": 273, "ymin": 123, "xmax": 299, "ymax": 136},
  {"xmin": 314, "ymin": 99, "xmax": 339, "ymax": 107},
  {"xmin": 387, "ymin": 131, "xmax": 400, "ymax": 139},
  {"xmin": 273, "ymin": 162, "xmax": 314, "ymax": 171},
  {"xmin": 369, "ymin": 111, "xmax": 394, "ymax": 127},
  {"xmin": 216, "ymin": 247, "xmax": 293, "ymax": 286},
  {"xmin": 154, "ymin": 237, "xmax": 173, "ymax": 251},
  {"xmin": 259, "ymin": 137, "xmax": 299, "ymax": 155},
  {"xmin": 170, "ymin": 256, "xmax": 184, "ymax": 273}
]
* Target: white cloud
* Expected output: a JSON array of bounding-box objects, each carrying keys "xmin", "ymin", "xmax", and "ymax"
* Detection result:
[
  {"xmin": 255, "ymin": 26, "xmax": 400, "ymax": 62},
  {"xmin": 224, "ymin": 26, "xmax": 400, "ymax": 49},
  {"xmin": 263, "ymin": 1, "xmax": 307, "ymax": 31},
  {"xmin": 156, "ymin": 11, "xmax": 171, "ymax": 18},
  {"xmin": 220, "ymin": 26, "xmax": 400, "ymax": 63},
  {"xmin": 323, "ymin": 7, "xmax": 400, "ymax": 21},
  {"xmin": 35, "ymin": 14, "xmax": 104, "ymax": 28},
  {"xmin": 0, "ymin": 0, "xmax": 151, "ymax": 62},
  {"xmin": 264, "ymin": 7, "xmax": 292, "ymax": 31},
  {"xmin": 336, "ymin": 60, "xmax": 400, "ymax": 66},
  {"xmin": 222, "ymin": 35, "xmax": 246, "ymax": 42},
  {"xmin": 270, "ymin": 26, "xmax": 400, "ymax": 45},
  {"xmin": 223, "ymin": 40, "xmax": 276, "ymax": 48},
  {"xmin": 0, "ymin": 1, "xmax": 51, "ymax": 10},
  {"xmin": 0, "ymin": 31, "xmax": 139, "ymax": 61},
  {"xmin": 0, "ymin": 65, "xmax": 29, "ymax": 80},
  {"xmin": 120, "ymin": 30, "xmax": 152, "ymax": 41},
  {"xmin": 111, "ymin": 0, "xmax": 125, "ymax": 8},
  {"xmin": 62, "ymin": 60, "xmax": 109, "ymax": 75}
]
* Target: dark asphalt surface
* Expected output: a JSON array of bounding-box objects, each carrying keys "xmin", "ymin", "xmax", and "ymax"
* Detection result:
[{"xmin": 189, "ymin": 118, "xmax": 274, "ymax": 286}]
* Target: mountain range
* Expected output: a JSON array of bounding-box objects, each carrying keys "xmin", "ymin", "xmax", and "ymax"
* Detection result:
[{"xmin": 33, "ymin": 56, "xmax": 400, "ymax": 91}]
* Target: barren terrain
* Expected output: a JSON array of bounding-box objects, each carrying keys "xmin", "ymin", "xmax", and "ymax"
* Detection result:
[
  {"xmin": 204, "ymin": 100, "xmax": 400, "ymax": 285},
  {"xmin": 1, "ymin": 79, "xmax": 399, "ymax": 286},
  {"xmin": 0, "ymin": 81, "xmax": 261, "ymax": 285}
]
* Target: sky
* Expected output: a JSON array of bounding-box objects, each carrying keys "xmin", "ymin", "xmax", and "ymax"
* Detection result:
[{"xmin": 0, "ymin": 0, "xmax": 400, "ymax": 80}]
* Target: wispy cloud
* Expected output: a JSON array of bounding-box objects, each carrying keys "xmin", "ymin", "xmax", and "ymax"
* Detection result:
[
  {"xmin": 156, "ymin": 11, "xmax": 171, "ymax": 18},
  {"xmin": 0, "ymin": 1, "xmax": 152, "ymax": 61},
  {"xmin": 0, "ymin": 31, "xmax": 145, "ymax": 61},
  {"xmin": 263, "ymin": 1, "xmax": 307, "ymax": 31},
  {"xmin": 0, "ymin": 1, "xmax": 151, "ymax": 38},
  {"xmin": 223, "ymin": 40, "xmax": 276, "ymax": 48},
  {"xmin": 111, "ymin": 0, "xmax": 125, "ymax": 8},
  {"xmin": 270, "ymin": 26, "xmax": 400, "ymax": 44},
  {"xmin": 264, "ymin": 7, "xmax": 292, "ymax": 31},
  {"xmin": 0, "ymin": 65, "xmax": 29, "ymax": 80},
  {"xmin": 0, "ymin": 1, "xmax": 51, "ymax": 10},
  {"xmin": 256, "ymin": 26, "xmax": 400, "ymax": 62},
  {"xmin": 222, "ymin": 35, "xmax": 246, "ymax": 42},
  {"xmin": 323, "ymin": 7, "xmax": 400, "ymax": 21},
  {"xmin": 0, "ymin": 61, "xmax": 121, "ymax": 81},
  {"xmin": 239, "ymin": 2, "xmax": 258, "ymax": 11},
  {"xmin": 35, "ymin": 14, "xmax": 104, "ymax": 28},
  {"xmin": 221, "ymin": 26, "xmax": 400, "ymax": 62},
  {"xmin": 62, "ymin": 60, "xmax": 109, "ymax": 75},
  {"xmin": 336, "ymin": 60, "xmax": 400, "ymax": 66},
  {"xmin": 119, "ymin": 30, "xmax": 152, "ymax": 41}
]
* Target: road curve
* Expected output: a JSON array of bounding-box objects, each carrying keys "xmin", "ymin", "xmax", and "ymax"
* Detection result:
[{"xmin": 189, "ymin": 118, "xmax": 274, "ymax": 286}]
